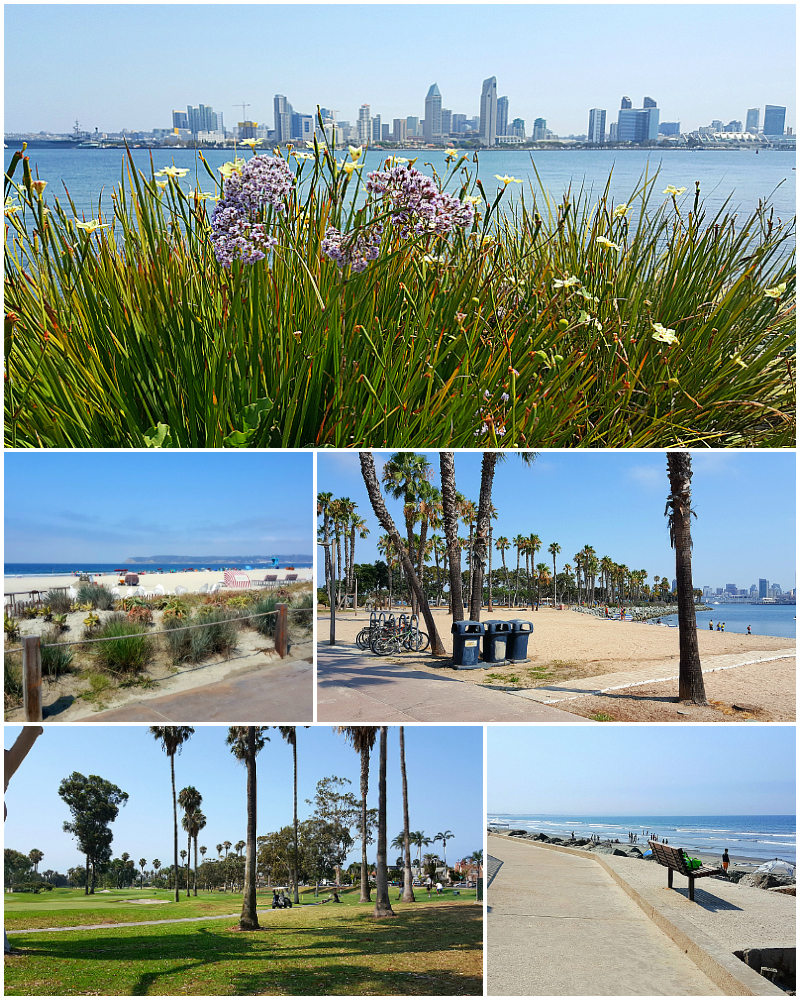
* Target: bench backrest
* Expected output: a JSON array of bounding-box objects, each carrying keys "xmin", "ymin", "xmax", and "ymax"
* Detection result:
[{"xmin": 648, "ymin": 841, "xmax": 691, "ymax": 876}]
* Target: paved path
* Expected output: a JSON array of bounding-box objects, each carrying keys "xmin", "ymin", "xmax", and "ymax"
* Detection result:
[
  {"xmin": 488, "ymin": 835, "xmax": 725, "ymax": 996},
  {"xmin": 80, "ymin": 656, "xmax": 313, "ymax": 722},
  {"xmin": 316, "ymin": 644, "xmax": 589, "ymax": 722},
  {"xmin": 500, "ymin": 651, "xmax": 795, "ymax": 705}
]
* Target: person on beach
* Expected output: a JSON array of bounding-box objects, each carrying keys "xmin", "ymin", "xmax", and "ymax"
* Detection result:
[
  {"xmin": 722, "ymin": 849, "xmax": 730, "ymax": 872},
  {"xmin": 747, "ymin": 625, "xmax": 752, "ymax": 635},
  {"xmin": 721, "ymin": 622, "xmax": 726, "ymax": 632},
  {"xmin": 709, "ymin": 620, "xmax": 714, "ymax": 630},
  {"xmin": 5, "ymin": 726, "xmax": 44, "ymax": 954}
]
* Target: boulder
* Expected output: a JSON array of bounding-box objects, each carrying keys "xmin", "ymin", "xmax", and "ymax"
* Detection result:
[{"xmin": 739, "ymin": 872, "xmax": 795, "ymax": 890}]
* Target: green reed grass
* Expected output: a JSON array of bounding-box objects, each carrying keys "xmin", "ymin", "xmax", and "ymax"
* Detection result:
[{"xmin": 5, "ymin": 144, "xmax": 794, "ymax": 447}]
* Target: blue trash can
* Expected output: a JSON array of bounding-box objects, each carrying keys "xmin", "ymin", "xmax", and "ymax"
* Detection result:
[
  {"xmin": 507, "ymin": 620, "xmax": 533, "ymax": 662},
  {"xmin": 451, "ymin": 621, "xmax": 484, "ymax": 668},
  {"xmin": 482, "ymin": 620, "xmax": 512, "ymax": 663}
]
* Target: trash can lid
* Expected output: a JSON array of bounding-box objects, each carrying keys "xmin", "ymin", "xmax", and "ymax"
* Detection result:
[
  {"xmin": 484, "ymin": 620, "xmax": 512, "ymax": 632},
  {"xmin": 451, "ymin": 620, "xmax": 484, "ymax": 634}
]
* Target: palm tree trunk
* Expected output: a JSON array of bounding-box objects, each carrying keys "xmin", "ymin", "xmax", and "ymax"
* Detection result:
[
  {"xmin": 666, "ymin": 453, "xmax": 707, "ymax": 705},
  {"xmin": 373, "ymin": 727, "xmax": 395, "ymax": 918},
  {"xmin": 292, "ymin": 740, "xmax": 299, "ymax": 904},
  {"xmin": 360, "ymin": 453, "xmax": 446, "ymax": 655},
  {"xmin": 440, "ymin": 452, "xmax": 464, "ymax": 622},
  {"xmin": 239, "ymin": 728, "xmax": 260, "ymax": 930},
  {"xmin": 359, "ymin": 745, "xmax": 371, "ymax": 903},
  {"xmin": 469, "ymin": 452, "xmax": 497, "ymax": 620},
  {"xmin": 399, "ymin": 727, "xmax": 415, "ymax": 903},
  {"xmin": 170, "ymin": 757, "xmax": 180, "ymax": 902}
]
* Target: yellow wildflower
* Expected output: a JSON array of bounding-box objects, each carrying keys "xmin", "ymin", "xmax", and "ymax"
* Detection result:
[
  {"xmin": 495, "ymin": 174, "xmax": 523, "ymax": 185},
  {"xmin": 651, "ymin": 322, "xmax": 679, "ymax": 345},
  {"xmin": 156, "ymin": 166, "xmax": 190, "ymax": 178},
  {"xmin": 348, "ymin": 145, "xmax": 363, "ymax": 161},
  {"xmin": 75, "ymin": 219, "xmax": 110, "ymax": 233},
  {"xmin": 663, "ymin": 185, "xmax": 687, "ymax": 196},
  {"xmin": 31, "ymin": 180, "xmax": 48, "ymax": 195},
  {"xmin": 764, "ymin": 282, "xmax": 787, "ymax": 299},
  {"xmin": 613, "ymin": 203, "xmax": 630, "ymax": 218},
  {"xmin": 219, "ymin": 158, "xmax": 246, "ymax": 179},
  {"xmin": 596, "ymin": 236, "xmax": 621, "ymax": 251}
]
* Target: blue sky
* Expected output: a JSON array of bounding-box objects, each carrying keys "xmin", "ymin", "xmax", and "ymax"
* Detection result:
[
  {"xmin": 4, "ymin": 5, "xmax": 794, "ymax": 135},
  {"xmin": 4, "ymin": 725, "xmax": 483, "ymax": 874},
  {"xmin": 488, "ymin": 726, "xmax": 796, "ymax": 814},
  {"xmin": 4, "ymin": 452, "xmax": 313, "ymax": 561},
  {"xmin": 317, "ymin": 451, "xmax": 796, "ymax": 592}
]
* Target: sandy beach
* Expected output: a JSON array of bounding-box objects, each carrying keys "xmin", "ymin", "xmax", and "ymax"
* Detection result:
[
  {"xmin": 5, "ymin": 567, "xmax": 312, "ymax": 599},
  {"xmin": 318, "ymin": 605, "xmax": 796, "ymax": 721}
]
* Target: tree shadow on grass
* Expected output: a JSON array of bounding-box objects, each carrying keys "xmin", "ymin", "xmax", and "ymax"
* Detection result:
[{"xmin": 5, "ymin": 905, "xmax": 483, "ymax": 996}]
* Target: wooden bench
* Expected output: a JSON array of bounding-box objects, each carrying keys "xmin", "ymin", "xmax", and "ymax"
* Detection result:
[{"xmin": 648, "ymin": 841, "xmax": 722, "ymax": 901}]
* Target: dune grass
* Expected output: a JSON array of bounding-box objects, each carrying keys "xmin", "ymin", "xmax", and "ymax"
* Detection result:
[
  {"xmin": 5, "ymin": 143, "xmax": 794, "ymax": 448},
  {"xmin": 4, "ymin": 893, "xmax": 482, "ymax": 996}
]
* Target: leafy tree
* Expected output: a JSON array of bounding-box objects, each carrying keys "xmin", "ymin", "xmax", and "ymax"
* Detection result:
[
  {"xmin": 58, "ymin": 772, "xmax": 128, "ymax": 895},
  {"xmin": 4, "ymin": 848, "xmax": 33, "ymax": 886},
  {"xmin": 257, "ymin": 826, "xmax": 296, "ymax": 886},
  {"xmin": 227, "ymin": 727, "xmax": 269, "ymax": 930},
  {"xmin": 150, "ymin": 726, "xmax": 195, "ymax": 902},
  {"xmin": 306, "ymin": 775, "xmax": 360, "ymax": 885},
  {"xmin": 299, "ymin": 817, "xmax": 347, "ymax": 892}
]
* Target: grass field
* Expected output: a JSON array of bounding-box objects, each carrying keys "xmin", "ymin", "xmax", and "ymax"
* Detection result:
[{"xmin": 4, "ymin": 887, "xmax": 482, "ymax": 995}]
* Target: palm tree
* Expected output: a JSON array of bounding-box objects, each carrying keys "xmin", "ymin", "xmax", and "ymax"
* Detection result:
[
  {"xmin": 138, "ymin": 858, "xmax": 147, "ymax": 889},
  {"xmin": 360, "ymin": 453, "xmax": 445, "ymax": 655},
  {"xmin": 666, "ymin": 452, "xmax": 707, "ymax": 705},
  {"xmin": 430, "ymin": 534, "xmax": 446, "ymax": 608},
  {"xmin": 150, "ymin": 726, "xmax": 195, "ymax": 902},
  {"xmin": 28, "ymin": 849, "xmax": 43, "ymax": 873},
  {"xmin": 276, "ymin": 726, "xmax": 305, "ymax": 904},
  {"xmin": 234, "ymin": 840, "xmax": 246, "ymax": 857},
  {"xmin": 223, "ymin": 840, "xmax": 232, "ymax": 857},
  {"xmin": 348, "ymin": 510, "xmax": 370, "ymax": 606},
  {"xmin": 336, "ymin": 726, "xmax": 379, "ymax": 903},
  {"xmin": 513, "ymin": 535, "xmax": 525, "ymax": 607},
  {"xmin": 495, "ymin": 536, "xmax": 510, "ymax": 606},
  {"xmin": 398, "ymin": 726, "xmax": 415, "ymax": 903},
  {"xmin": 178, "ymin": 785, "xmax": 202, "ymax": 899},
  {"xmin": 439, "ymin": 453, "xmax": 464, "ymax": 621},
  {"xmin": 152, "ymin": 859, "xmax": 161, "ymax": 886},
  {"xmin": 410, "ymin": 830, "xmax": 431, "ymax": 870},
  {"xmin": 468, "ymin": 452, "xmax": 497, "ymax": 620},
  {"xmin": 434, "ymin": 831, "xmax": 455, "ymax": 872},
  {"xmin": 373, "ymin": 726, "xmax": 395, "ymax": 918},
  {"xmin": 382, "ymin": 452, "xmax": 433, "ymax": 616},
  {"xmin": 535, "ymin": 563, "xmax": 550, "ymax": 609},
  {"xmin": 527, "ymin": 535, "xmax": 541, "ymax": 607},
  {"xmin": 548, "ymin": 542, "xmax": 561, "ymax": 606},
  {"xmin": 227, "ymin": 727, "xmax": 270, "ymax": 930}
]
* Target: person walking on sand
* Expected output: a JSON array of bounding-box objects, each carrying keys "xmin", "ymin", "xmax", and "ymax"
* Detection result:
[
  {"xmin": 722, "ymin": 849, "xmax": 730, "ymax": 873},
  {"xmin": 709, "ymin": 620, "xmax": 714, "ymax": 630},
  {"xmin": 747, "ymin": 625, "xmax": 752, "ymax": 635}
]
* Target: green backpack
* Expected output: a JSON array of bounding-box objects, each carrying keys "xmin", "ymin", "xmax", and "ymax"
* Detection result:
[{"xmin": 682, "ymin": 852, "xmax": 702, "ymax": 871}]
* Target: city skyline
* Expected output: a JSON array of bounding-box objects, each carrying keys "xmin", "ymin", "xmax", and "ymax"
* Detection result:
[
  {"xmin": 316, "ymin": 451, "xmax": 796, "ymax": 589},
  {"xmin": 5, "ymin": 5, "xmax": 795, "ymax": 136}
]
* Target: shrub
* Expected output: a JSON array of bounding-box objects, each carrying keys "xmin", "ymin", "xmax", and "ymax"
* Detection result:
[
  {"xmin": 40, "ymin": 627, "xmax": 75, "ymax": 679},
  {"xmin": 126, "ymin": 606, "xmax": 153, "ymax": 626},
  {"xmin": 77, "ymin": 584, "xmax": 115, "ymax": 610},
  {"xmin": 45, "ymin": 590, "xmax": 73, "ymax": 614},
  {"xmin": 4, "ymin": 613, "xmax": 21, "ymax": 641},
  {"xmin": 94, "ymin": 619, "xmax": 153, "ymax": 673},
  {"xmin": 250, "ymin": 595, "xmax": 279, "ymax": 637},
  {"xmin": 4, "ymin": 651, "xmax": 23, "ymax": 707},
  {"xmin": 290, "ymin": 591, "xmax": 314, "ymax": 630},
  {"xmin": 192, "ymin": 608, "xmax": 240, "ymax": 660},
  {"xmin": 162, "ymin": 598, "xmax": 190, "ymax": 621}
]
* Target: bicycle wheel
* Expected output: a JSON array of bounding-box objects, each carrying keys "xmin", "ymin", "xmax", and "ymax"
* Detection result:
[
  {"xmin": 371, "ymin": 636, "xmax": 398, "ymax": 656},
  {"xmin": 355, "ymin": 628, "xmax": 374, "ymax": 650},
  {"xmin": 403, "ymin": 630, "xmax": 430, "ymax": 651}
]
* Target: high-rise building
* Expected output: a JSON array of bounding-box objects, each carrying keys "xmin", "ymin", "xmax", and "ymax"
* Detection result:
[
  {"xmin": 497, "ymin": 96, "xmax": 509, "ymax": 137},
  {"xmin": 237, "ymin": 121, "xmax": 258, "ymax": 140},
  {"xmin": 381, "ymin": 123, "xmax": 390, "ymax": 142},
  {"xmin": 441, "ymin": 108, "xmax": 452, "ymax": 135},
  {"xmin": 658, "ymin": 122, "xmax": 680, "ymax": 135},
  {"xmin": 725, "ymin": 583, "xmax": 738, "ymax": 594},
  {"xmin": 357, "ymin": 104, "xmax": 372, "ymax": 145},
  {"xmin": 479, "ymin": 76, "xmax": 498, "ymax": 146},
  {"xmin": 643, "ymin": 96, "xmax": 657, "ymax": 109},
  {"xmin": 172, "ymin": 110, "xmax": 189, "ymax": 130},
  {"xmin": 273, "ymin": 95, "xmax": 292, "ymax": 143},
  {"xmin": 406, "ymin": 116, "xmax": 420, "ymax": 137},
  {"xmin": 451, "ymin": 113, "xmax": 467, "ymax": 133},
  {"xmin": 759, "ymin": 578, "xmax": 769, "ymax": 599},
  {"xmin": 187, "ymin": 104, "xmax": 223, "ymax": 136},
  {"xmin": 371, "ymin": 115, "xmax": 382, "ymax": 142},
  {"xmin": 392, "ymin": 118, "xmax": 407, "ymax": 142},
  {"xmin": 609, "ymin": 122, "xmax": 618, "ymax": 140},
  {"xmin": 617, "ymin": 97, "xmax": 659, "ymax": 143},
  {"xmin": 424, "ymin": 83, "xmax": 442, "ymax": 139},
  {"xmin": 746, "ymin": 108, "xmax": 760, "ymax": 133},
  {"xmin": 763, "ymin": 105, "xmax": 786, "ymax": 135},
  {"xmin": 510, "ymin": 117, "xmax": 526, "ymax": 139},
  {"xmin": 722, "ymin": 120, "xmax": 743, "ymax": 132},
  {"xmin": 532, "ymin": 118, "xmax": 547, "ymax": 141},
  {"xmin": 588, "ymin": 108, "xmax": 606, "ymax": 143},
  {"xmin": 621, "ymin": 96, "xmax": 632, "ymax": 110}
]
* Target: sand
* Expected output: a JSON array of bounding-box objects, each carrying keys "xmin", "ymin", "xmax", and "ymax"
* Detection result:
[
  {"xmin": 5, "ymin": 567, "xmax": 312, "ymax": 599},
  {"xmin": 318, "ymin": 605, "xmax": 795, "ymax": 721}
]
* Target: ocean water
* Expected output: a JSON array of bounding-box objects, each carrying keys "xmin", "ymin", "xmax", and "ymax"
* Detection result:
[
  {"xmin": 5, "ymin": 147, "xmax": 795, "ymax": 223},
  {"xmin": 488, "ymin": 813, "xmax": 796, "ymax": 864},
  {"xmin": 5, "ymin": 560, "xmax": 311, "ymax": 578},
  {"xmin": 668, "ymin": 602, "xmax": 795, "ymax": 638}
]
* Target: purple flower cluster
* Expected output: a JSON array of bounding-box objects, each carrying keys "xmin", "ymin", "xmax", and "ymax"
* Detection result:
[
  {"xmin": 320, "ymin": 224, "xmax": 384, "ymax": 274},
  {"xmin": 211, "ymin": 155, "xmax": 295, "ymax": 267},
  {"xmin": 366, "ymin": 164, "xmax": 474, "ymax": 237}
]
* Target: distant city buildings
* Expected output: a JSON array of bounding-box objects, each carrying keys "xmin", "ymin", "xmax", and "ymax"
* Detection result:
[
  {"xmin": 763, "ymin": 104, "xmax": 787, "ymax": 136},
  {"xmin": 587, "ymin": 108, "xmax": 606, "ymax": 144},
  {"xmin": 497, "ymin": 95, "xmax": 509, "ymax": 137},
  {"xmin": 701, "ymin": 578, "xmax": 793, "ymax": 603},
  {"xmin": 424, "ymin": 83, "xmax": 442, "ymax": 140},
  {"xmin": 745, "ymin": 107, "xmax": 760, "ymax": 133},
  {"xmin": 617, "ymin": 95, "xmax": 659, "ymax": 143},
  {"xmin": 479, "ymin": 76, "xmax": 498, "ymax": 146}
]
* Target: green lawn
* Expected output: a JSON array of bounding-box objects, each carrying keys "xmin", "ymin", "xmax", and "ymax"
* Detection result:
[{"xmin": 4, "ymin": 893, "xmax": 482, "ymax": 996}]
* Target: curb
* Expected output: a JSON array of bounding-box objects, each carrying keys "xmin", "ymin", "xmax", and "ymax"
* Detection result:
[{"xmin": 488, "ymin": 834, "xmax": 786, "ymax": 997}]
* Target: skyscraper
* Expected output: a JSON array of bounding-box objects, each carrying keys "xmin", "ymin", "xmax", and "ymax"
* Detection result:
[
  {"xmin": 532, "ymin": 118, "xmax": 547, "ymax": 141},
  {"xmin": 480, "ymin": 77, "xmax": 498, "ymax": 146},
  {"xmin": 588, "ymin": 108, "xmax": 606, "ymax": 144},
  {"xmin": 393, "ymin": 118, "xmax": 407, "ymax": 142},
  {"xmin": 510, "ymin": 117, "xmax": 526, "ymax": 139},
  {"xmin": 745, "ymin": 108, "xmax": 760, "ymax": 133},
  {"xmin": 441, "ymin": 108, "xmax": 452, "ymax": 136},
  {"xmin": 187, "ymin": 105, "xmax": 222, "ymax": 136},
  {"xmin": 406, "ymin": 116, "xmax": 420, "ymax": 137},
  {"xmin": 172, "ymin": 110, "xmax": 188, "ymax": 130},
  {"xmin": 357, "ymin": 104, "xmax": 372, "ymax": 145},
  {"xmin": 763, "ymin": 105, "xmax": 786, "ymax": 135},
  {"xmin": 759, "ymin": 578, "xmax": 769, "ymax": 599},
  {"xmin": 621, "ymin": 96, "xmax": 632, "ymax": 110},
  {"xmin": 424, "ymin": 83, "xmax": 442, "ymax": 140},
  {"xmin": 617, "ymin": 97, "xmax": 659, "ymax": 143},
  {"xmin": 643, "ymin": 96, "xmax": 657, "ymax": 109},
  {"xmin": 497, "ymin": 96, "xmax": 509, "ymax": 137},
  {"xmin": 371, "ymin": 115, "xmax": 382, "ymax": 143},
  {"xmin": 273, "ymin": 95, "xmax": 292, "ymax": 143}
]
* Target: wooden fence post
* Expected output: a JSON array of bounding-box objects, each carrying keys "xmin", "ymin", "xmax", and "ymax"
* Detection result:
[
  {"xmin": 22, "ymin": 634, "xmax": 43, "ymax": 722},
  {"xmin": 275, "ymin": 604, "xmax": 288, "ymax": 658}
]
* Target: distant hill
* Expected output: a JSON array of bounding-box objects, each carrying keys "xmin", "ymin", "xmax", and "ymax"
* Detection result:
[{"xmin": 125, "ymin": 554, "xmax": 312, "ymax": 564}]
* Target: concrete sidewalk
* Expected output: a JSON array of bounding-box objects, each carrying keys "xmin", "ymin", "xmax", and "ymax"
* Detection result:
[
  {"xmin": 488, "ymin": 834, "xmax": 789, "ymax": 996},
  {"xmin": 316, "ymin": 643, "xmax": 589, "ymax": 722},
  {"xmin": 78, "ymin": 655, "xmax": 313, "ymax": 722}
]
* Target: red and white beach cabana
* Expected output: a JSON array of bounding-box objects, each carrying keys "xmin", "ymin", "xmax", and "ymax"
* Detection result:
[{"xmin": 224, "ymin": 571, "xmax": 251, "ymax": 589}]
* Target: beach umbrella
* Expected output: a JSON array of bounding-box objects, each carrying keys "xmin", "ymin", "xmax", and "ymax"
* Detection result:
[{"xmin": 756, "ymin": 859, "xmax": 795, "ymax": 876}]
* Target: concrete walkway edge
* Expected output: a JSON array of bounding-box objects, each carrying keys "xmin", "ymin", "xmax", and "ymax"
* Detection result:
[{"xmin": 488, "ymin": 835, "xmax": 785, "ymax": 997}]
